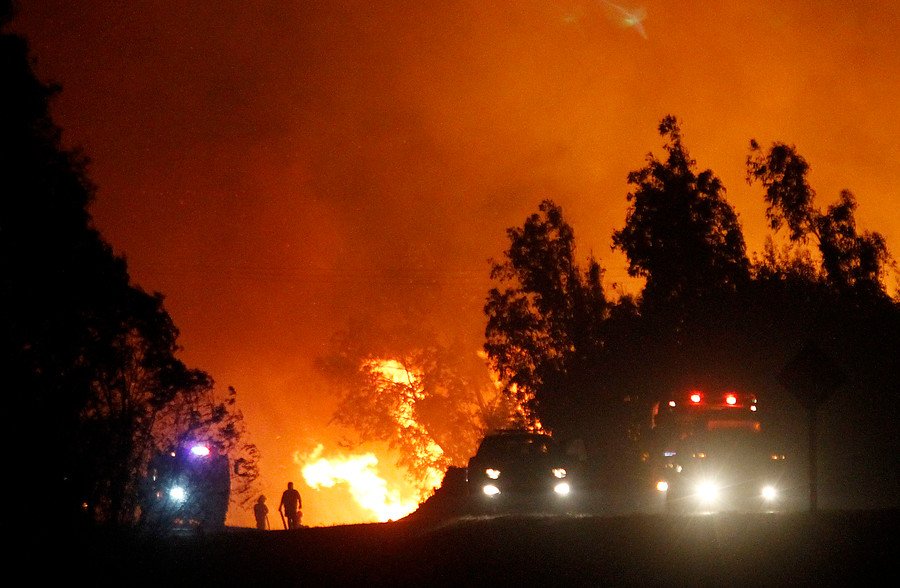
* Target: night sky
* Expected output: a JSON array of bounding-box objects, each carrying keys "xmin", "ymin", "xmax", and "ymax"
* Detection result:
[{"xmin": 12, "ymin": 1, "xmax": 898, "ymax": 526}]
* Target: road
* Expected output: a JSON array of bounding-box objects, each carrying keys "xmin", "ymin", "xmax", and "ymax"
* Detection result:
[{"xmin": 46, "ymin": 505, "xmax": 899, "ymax": 586}]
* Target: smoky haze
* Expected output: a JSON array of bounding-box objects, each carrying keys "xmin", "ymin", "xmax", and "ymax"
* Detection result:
[{"xmin": 13, "ymin": 1, "xmax": 899, "ymax": 526}]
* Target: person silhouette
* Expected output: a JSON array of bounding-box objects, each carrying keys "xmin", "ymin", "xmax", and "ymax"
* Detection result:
[
  {"xmin": 253, "ymin": 495, "xmax": 269, "ymax": 530},
  {"xmin": 278, "ymin": 482, "xmax": 302, "ymax": 529}
]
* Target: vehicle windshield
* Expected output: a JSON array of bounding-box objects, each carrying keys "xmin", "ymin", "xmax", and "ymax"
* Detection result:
[
  {"xmin": 675, "ymin": 427, "xmax": 772, "ymax": 458},
  {"xmin": 477, "ymin": 434, "xmax": 558, "ymax": 459}
]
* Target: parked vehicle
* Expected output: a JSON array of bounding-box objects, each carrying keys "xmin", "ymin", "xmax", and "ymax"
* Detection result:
[
  {"xmin": 465, "ymin": 430, "xmax": 574, "ymax": 513},
  {"xmin": 140, "ymin": 441, "xmax": 230, "ymax": 531}
]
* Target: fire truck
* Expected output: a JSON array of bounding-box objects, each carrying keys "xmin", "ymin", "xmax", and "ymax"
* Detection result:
[
  {"xmin": 139, "ymin": 441, "xmax": 230, "ymax": 531},
  {"xmin": 647, "ymin": 389, "xmax": 788, "ymax": 513}
]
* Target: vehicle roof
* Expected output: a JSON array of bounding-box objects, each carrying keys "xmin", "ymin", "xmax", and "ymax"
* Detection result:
[
  {"xmin": 483, "ymin": 428, "xmax": 550, "ymax": 438},
  {"xmin": 476, "ymin": 431, "xmax": 559, "ymax": 458}
]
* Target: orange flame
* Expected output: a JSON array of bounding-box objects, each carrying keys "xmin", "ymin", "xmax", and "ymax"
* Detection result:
[
  {"xmin": 298, "ymin": 355, "xmax": 536, "ymax": 524},
  {"xmin": 298, "ymin": 358, "xmax": 449, "ymax": 524},
  {"xmin": 366, "ymin": 358, "xmax": 446, "ymax": 488},
  {"xmin": 300, "ymin": 444, "xmax": 419, "ymax": 522}
]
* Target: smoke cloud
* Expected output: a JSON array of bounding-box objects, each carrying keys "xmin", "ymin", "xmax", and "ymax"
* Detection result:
[{"xmin": 13, "ymin": 0, "xmax": 899, "ymax": 526}]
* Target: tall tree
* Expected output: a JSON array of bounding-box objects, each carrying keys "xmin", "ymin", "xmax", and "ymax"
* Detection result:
[
  {"xmin": 613, "ymin": 116, "xmax": 749, "ymax": 306},
  {"xmin": 747, "ymin": 140, "xmax": 899, "ymax": 508},
  {"xmin": 2, "ymin": 8, "xmax": 126, "ymax": 529},
  {"xmin": 484, "ymin": 199, "xmax": 608, "ymax": 437},
  {"xmin": 1, "ymin": 10, "xmax": 257, "ymax": 530},
  {"xmin": 747, "ymin": 141, "xmax": 892, "ymax": 298}
]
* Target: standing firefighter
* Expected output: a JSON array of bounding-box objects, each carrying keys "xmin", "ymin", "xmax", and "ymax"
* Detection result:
[
  {"xmin": 278, "ymin": 482, "xmax": 302, "ymax": 529},
  {"xmin": 253, "ymin": 495, "xmax": 269, "ymax": 530}
]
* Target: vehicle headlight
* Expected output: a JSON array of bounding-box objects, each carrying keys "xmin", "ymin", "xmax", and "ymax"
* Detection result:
[
  {"xmin": 552, "ymin": 468, "xmax": 567, "ymax": 479},
  {"xmin": 656, "ymin": 480, "xmax": 669, "ymax": 493},
  {"xmin": 695, "ymin": 481, "xmax": 719, "ymax": 503},
  {"xmin": 761, "ymin": 485, "xmax": 778, "ymax": 501},
  {"xmin": 482, "ymin": 484, "xmax": 500, "ymax": 497},
  {"xmin": 553, "ymin": 482, "xmax": 571, "ymax": 496},
  {"xmin": 169, "ymin": 485, "xmax": 187, "ymax": 503},
  {"xmin": 485, "ymin": 468, "xmax": 501, "ymax": 480}
]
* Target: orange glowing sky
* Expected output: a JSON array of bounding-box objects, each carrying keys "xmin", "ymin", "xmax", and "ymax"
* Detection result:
[{"xmin": 13, "ymin": 1, "xmax": 898, "ymax": 527}]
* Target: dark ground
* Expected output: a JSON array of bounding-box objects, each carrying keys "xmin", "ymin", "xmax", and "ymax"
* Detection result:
[{"xmin": 37, "ymin": 502, "xmax": 899, "ymax": 587}]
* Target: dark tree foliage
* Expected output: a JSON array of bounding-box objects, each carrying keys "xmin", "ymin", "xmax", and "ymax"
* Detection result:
[
  {"xmin": 746, "ymin": 141, "xmax": 899, "ymax": 505},
  {"xmin": 483, "ymin": 118, "xmax": 899, "ymax": 506},
  {"xmin": 613, "ymin": 116, "xmax": 749, "ymax": 306},
  {"xmin": 601, "ymin": 117, "xmax": 759, "ymax": 463},
  {"xmin": 1, "ymin": 15, "xmax": 257, "ymax": 531},
  {"xmin": 484, "ymin": 200, "xmax": 608, "ymax": 438},
  {"xmin": 747, "ymin": 141, "xmax": 892, "ymax": 297},
  {"xmin": 2, "ymin": 14, "xmax": 120, "ymax": 530}
]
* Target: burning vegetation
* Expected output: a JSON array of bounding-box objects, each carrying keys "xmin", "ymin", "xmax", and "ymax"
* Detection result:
[
  {"xmin": 300, "ymin": 444, "xmax": 421, "ymax": 523},
  {"xmin": 308, "ymin": 335, "xmax": 528, "ymax": 524}
]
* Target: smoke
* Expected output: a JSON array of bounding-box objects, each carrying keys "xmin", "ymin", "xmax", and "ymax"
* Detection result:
[{"xmin": 12, "ymin": 0, "xmax": 899, "ymax": 526}]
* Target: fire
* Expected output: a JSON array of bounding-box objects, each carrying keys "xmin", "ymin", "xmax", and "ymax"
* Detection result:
[
  {"xmin": 299, "ymin": 358, "xmax": 449, "ymax": 525},
  {"xmin": 366, "ymin": 358, "xmax": 446, "ymax": 490},
  {"xmin": 297, "ymin": 353, "xmax": 541, "ymax": 525},
  {"xmin": 300, "ymin": 444, "xmax": 419, "ymax": 522}
]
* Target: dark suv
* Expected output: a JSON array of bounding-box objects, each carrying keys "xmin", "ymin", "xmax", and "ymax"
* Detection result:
[{"xmin": 465, "ymin": 430, "xmax": 573, "ymax": 511}]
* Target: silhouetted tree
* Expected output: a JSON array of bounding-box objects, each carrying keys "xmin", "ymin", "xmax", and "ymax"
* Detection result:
[
  {"xmin": 747, "ymin": 140, "xmax": 899, "ymax": 508},
  {"xmin": 483, "ymin": 118, "xmax": 899, "ymax": 507},
  {"xmin": 2, "ymin": 12, "xmax": 124, "ymax": 529},
  {"xmin": 747, "ymin": 141, "xmax": 892, "ymax": 298},
  {"xmin": 75, "ymin": 289, "xmax": 197, "ymax": 524},
  {"xmin": 613, "ymin": 116, "xmax": 749, "ymax": 307},
  {"xmin": 1, "ymin": 13, "xmax": 257, "ymax": 530},
  {"xmin": 484, "ymin": 200, "xmax": 608, "ymax": 438},
  {"xmin": 603, "ymin": 117, "xmax": 764, "ymax": 437}
]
